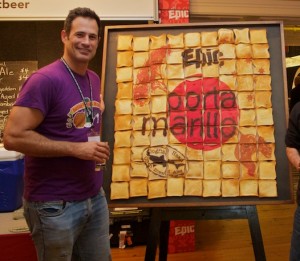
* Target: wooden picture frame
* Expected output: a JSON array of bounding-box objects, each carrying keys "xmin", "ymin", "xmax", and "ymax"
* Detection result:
[{"xmin": 101, "ymin": 21, "xmax": 292, "ymax": 207}]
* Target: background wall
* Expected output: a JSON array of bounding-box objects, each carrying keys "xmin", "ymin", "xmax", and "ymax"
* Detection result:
[
  {"xmin": 0, "ymin": 22, "xmax": 64, "ymax": 68},
  {"xmin": 0, "ymin": 18, "xmax": 298, "ymax": 102},
  {"xmin": 0, "ymin": 20, "xmax": 147, "ymax": 75}
]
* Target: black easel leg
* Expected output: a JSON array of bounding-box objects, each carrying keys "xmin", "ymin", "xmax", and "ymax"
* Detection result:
[
  {"xmin": 145, "ymin": 208, "xmax": 162, "ymax": 261},
  {"xmin": 246, "ymin": 206, "xmax": 266, "ymax": 261},
  {"xmin": 159, "ymin": 220, "xmax": 170, "ymax": 261}
]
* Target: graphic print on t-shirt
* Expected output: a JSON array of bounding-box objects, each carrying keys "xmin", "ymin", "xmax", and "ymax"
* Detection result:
[{"xmin": 67, "ymin": 97, "xmax": 101, "ymax": 129}]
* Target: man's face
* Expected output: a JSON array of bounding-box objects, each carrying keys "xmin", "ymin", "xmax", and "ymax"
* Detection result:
[{"xmin": 62, "ymin": 16, "xmax": 99, "ymax": 64}]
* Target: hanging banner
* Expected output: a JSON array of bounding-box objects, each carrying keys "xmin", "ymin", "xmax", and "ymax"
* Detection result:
[
  {"xmin": 158, "ymin": 0, "xmax": 189, "ymax": 9},
  {"xmin": 0, "ymin": 0, "xmax": 158, "ymax": 20},
  {"xmin": 159, "ymin": 9, "xmax": 189, "ymax": 24},
  {"xmin": 159, "ymin": 0, "xmax": 189, "ymax": 24}
]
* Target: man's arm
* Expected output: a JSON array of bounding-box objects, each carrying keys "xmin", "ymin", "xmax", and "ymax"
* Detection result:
[
  {"xmin": 286, "ymin": 147, "xmax": 300, "ymax": 171},
  {"xmin": 3, "ymin": 106, "xmax": 109, "ymax": 163}
]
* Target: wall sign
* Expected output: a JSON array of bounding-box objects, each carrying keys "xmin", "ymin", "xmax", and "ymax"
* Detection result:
[
  {"xmin": 0, "ymin": 61, "xmax": 37, "ymax": 142},
  {"xmin": 0, "ymin": 0, "xmax": 158, "ymax": 21}
]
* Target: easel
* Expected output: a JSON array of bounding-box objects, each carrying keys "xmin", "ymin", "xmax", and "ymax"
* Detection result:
[{"xmin": 144, "ymin": 206, "xmax": 266, "ymax": 261}]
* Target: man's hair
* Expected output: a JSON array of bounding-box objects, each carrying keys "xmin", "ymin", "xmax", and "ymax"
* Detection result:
[{"xmin": 64, "ymin": 7, "xmax": 101, "ymax": 37}]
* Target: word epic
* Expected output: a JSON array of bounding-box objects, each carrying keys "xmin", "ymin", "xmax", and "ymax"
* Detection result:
[
  {"xmin": 174, "ymin": 225, "xmax": 195, "ymax": 236},
  {"xmin": 182, "ymin": 48, "xmax": 219, "ymax": 67}
]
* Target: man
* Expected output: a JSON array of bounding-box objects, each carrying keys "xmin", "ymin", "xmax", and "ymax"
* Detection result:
[
  {"xmin": 289, "ymin": 74, "xmax": 300, "ymax": 112},
  {"xmin": 286, "ymin": 101, "xmax": 300, "ymax": 261},
  {"xmin": 3, "ymin": 7, "xmax": 111, "ymax": 261}
]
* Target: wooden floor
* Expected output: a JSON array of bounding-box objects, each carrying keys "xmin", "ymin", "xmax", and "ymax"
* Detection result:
[
  {"xmin": 111, "ymin": 174, "xmax": 299, "ymax": 261},
  {"xmin": 111, "ymin": 204, "xmax": 296, "ymax": 261},
  {"xmin": 1, "ymin": 202, "xmax": 295, "ymax": 261}
]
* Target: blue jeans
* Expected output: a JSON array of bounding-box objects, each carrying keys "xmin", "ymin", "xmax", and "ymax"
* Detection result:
[
  {"xmin": 291, "ymin": 206, "xmax": 300, "ymax": 261},
  {"xmin": 23, "ymin": 188, "xmax": 111, "ymax": 261}
]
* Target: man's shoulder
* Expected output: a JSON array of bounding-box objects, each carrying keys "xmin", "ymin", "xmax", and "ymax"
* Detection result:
[
  {"xmin": 291, "ymin": 102, "xmax": 300, "ymax": 116},
  {"xmin": 87, "ymin": 68, "xmax": 100, "ymax": 79},
  {"xmin": 38, "ymin": 60, "xmax": 63, "ymax": 75},
  {"xmin": 23, "ymin": 61, "xmax": 67, "ymax": 91},
  {"xmin": 31, "ymin": 60, "xmax": 66, "ymax": 82}
]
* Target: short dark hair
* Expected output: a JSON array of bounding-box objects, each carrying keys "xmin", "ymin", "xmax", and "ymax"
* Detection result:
[{"xmin": 64, "ymin": 7, "xmax": 101, "ymax": 37}]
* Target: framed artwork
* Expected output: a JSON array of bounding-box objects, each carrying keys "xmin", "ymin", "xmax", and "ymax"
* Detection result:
[{"xmin": 101, "ymin": 21, "xmax": 292, "ymax": 207}]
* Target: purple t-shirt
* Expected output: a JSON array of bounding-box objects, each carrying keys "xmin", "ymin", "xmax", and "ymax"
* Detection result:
[{"xmin": 15, "ymin": 59, "xmax": 103, "ymax": 201}]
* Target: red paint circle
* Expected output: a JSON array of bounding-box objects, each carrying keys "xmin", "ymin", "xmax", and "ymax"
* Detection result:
[{"xmin": 168, "ymin": 78, "xmax": 239, "ymax": 151}]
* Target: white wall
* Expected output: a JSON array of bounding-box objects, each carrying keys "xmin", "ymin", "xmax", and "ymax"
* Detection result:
[
  {"xmin": 190, "ymin": 0, "xmax": 300, "ymax": 18},
  {"xmin": 0, "ymin": 0, "xmax": 158, "ymax": 20}
]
